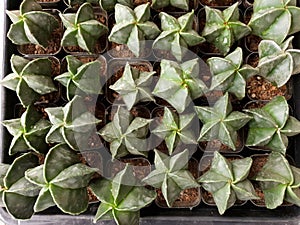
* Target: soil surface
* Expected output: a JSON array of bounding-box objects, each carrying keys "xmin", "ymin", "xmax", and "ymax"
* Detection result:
[
  {"xmin": 247, "ymin": 76, "xmax": 288, "ymax": 100},
  {"xmin": 246, "ymin": 53, "xmax": 259, "ymax": 68},
  {"xmin": 245, "ymin": 35, "xmax": 262, "ymax": 52}
]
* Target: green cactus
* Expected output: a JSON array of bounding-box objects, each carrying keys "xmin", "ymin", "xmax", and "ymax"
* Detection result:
[
  {"xmin": 0, "ymin": 55, "xmax": 57, "ymax": 107},
  {"xmin": 151, "ymin": 0, "xmax": 189, "ymax": 11},
  {"xmin": 45, "ymin": 95, "xmax": 101, "ymax": 150},
  {"xmin": 249, "ymin": 0, "xmax": 300, "ymax": 44},
  {"xmin": 252, "ymin": 152, "xmax": 300, "ymax": 209},
  {"xmin": 60, "ymin": 3, "xmax": 108, "ymax": 53},
  {"xmin": 66, "ymin": 0, "xmax": 99, "ymax": 7},
  {"xmin": 99, "ymin": 0, "xmax": 133, "ymax": 11},
  {"xmin": 152, "ymin": 107, "xmax": 197, "ymax": 155},
  {"xmin": 257, "ymin": 37, "xmax": 300, "ymax": 87},
  {"xmin": 1, "ymin": 153, "xmax": 40, "ymax": 220},
  {"xmin": 55, "ymin": 56, "xmax": 103, "ymax": 101},
  {"xmin": 6, "ymin": 0, "xmax": 59, "ymax": 48},
  {"xmin": 108, "ymin": 3, "xmax": 160, "ymax": 57},
  {"xmin": 90, "ymin": 164, "xmax": 156, "ymax": 225},
  {"xmin": 98, "ymin": 106, "xmax": 152, "ymax": 159},
  {"xmin": 143, "ymin": 149, "xmax": 199, "ymax": 207},
  {"xmin": 2, "ymin": 105, "xmax": 51, "ymax": 155},
  {"xmin": 153, "ymin": 59, "xmax": 208, "ymax": 113},
  {"xmin": 109, "ymin": 62, "xmax": 155, "ymax": 110},
  {"xmin": 198, "ymin": 151, "xmax": 258, "ymax": 215},
  {"xmin": 194, "ymin": 93, "xmax": 252, "ymax": 151},
  {"xmin": 153, "ymin": 11, "xmax": 205, "ymax": 61},
  {"xmin": 208, "ymin": 47, "xmax": 258, "ymax": 100},
  {"xmin": 202, "ymin": 3, "xmax": 251, "ymax": 55},
  {"xmin": 244, "ymin": 96, "xmax": 300, "ymax": 155}
]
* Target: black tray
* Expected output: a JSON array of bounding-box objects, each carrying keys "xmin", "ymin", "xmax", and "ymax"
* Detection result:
[{"xmin": 1, "ymin": 0, "xmax": 300, "ymax": 224}]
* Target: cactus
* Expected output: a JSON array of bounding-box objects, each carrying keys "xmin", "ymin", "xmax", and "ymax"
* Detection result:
[
  {"xmin": 151, "ymin": 0, "xmax": 189, "ymax": 11},
  {"xmin": 2, "ymin": 105, "xmax": 51, "ymax": 155},
  {"xmin": 153, "ymin": 59, "xmax": 208, "ymax": 113},
  {"xmin": 244, "ymin": 96, "xmax": 300, "ymax": 155},
  {"xmin": 202, "ymin": 3, "xmax": 251, "ymax": 55},
  {"xmin": 98, "ymin": 106, "xmax": 152, "ymax": 159},
  {"xmin": 152, "ymin": 107, "xmax": 197, "ymax": 155},
  {"xmin": 143, "ymin": 149, "xmax": 199, "ymax": 207},
  {"xmin": 99, "ymin": 0, "xmax": 133, "ymax": 11},
  {"xmin": 60, "ymin": 3, "xmax": 108, "ymax": 53},
  {"xmin": 1, "ymin": 153, "xmax": 39, "ymax": 219},
  {"xmin": 66, "ymin": 0, "xmax": 99, "ymax": 7},
  {"xmin": 25, "ymin": 144, "xmax": 99, "ymax": 214},
  {"xmin": 249, "ymin": 0, "xmax": 300, "ymax": 44},
  {"xmin": 90, "ymin": 164, "xmax": 156, "ymax": 225},
  {"xmin": 109, "ymin": 63, "xmax": 155, "ymax": 110},
  {"xmin": 198, "ymin": 151, "xmax": 258, "ymax": 215},
  {"xmin": 108, "ymin": 3, "xmax": 160, "ymax": 57},
  {"xmin": 257, "ymin": 37, "xmax": 300, "ymax": 87},
  {"xmin": 0, "ymin": 55, "xmax": 57, "ymax": 107},
  {"xmin": 194, "ymin": 93, "xmax": 252, "ymax": 151},
  {"xmin": 252, "ymin": 152, "xmax": 300, "ymax": 209},
  {"xmin": 153, "ymin": 11, "xmax": 205, "ymax": 61},
  {"xmin": 55, "ymin": 55, "xmax": 103, "ymax": 101},
  {"xmin": 6, "ymin": 0, "xmax": 59, "ymax": 48},
  {"xmin": 45, "ymin": 95, "xmax": 100, "ymax": 150},
  {"xmin": 208, "ymin": 47, "xmax": 258, "ymax": 100}
]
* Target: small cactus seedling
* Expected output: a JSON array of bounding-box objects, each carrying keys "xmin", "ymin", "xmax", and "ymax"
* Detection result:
[
  {"xmin": 6, "ymin": 0, "xmax": 59, "ymax": 48},
  {"xmin": 60, "ymin": 3, "xmax": 108, "ymax": 53}
]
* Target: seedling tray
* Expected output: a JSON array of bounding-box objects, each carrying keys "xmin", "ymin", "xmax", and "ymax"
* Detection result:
[{"xmin": 1, "ymin": 0, "xmax": 300, "ymax": 224}]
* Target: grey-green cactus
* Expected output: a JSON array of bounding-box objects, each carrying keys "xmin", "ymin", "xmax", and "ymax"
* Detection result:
[
  {"xmin": 25, "ymin": 144, "xmax": 99, "ymax": 214},
  {"xmin": 90, "ymin": 164, "xmax": 156, "ymax": 225},
  {"xmin": 99, "ymin": 0, "xmax": 133, "ymax": 11},
  {"xmin": 109, "ymin": 62, "xmax": 155, "ymax": 110},
  {"xmin": 66, "ymin": 0, "xmax": 99, "ymax": 7},
  {"xmin": 0, "ymin": 55, "xmax": 57, "ymax": 107},
  {"xmin": 194, "ymin": 93, "xmax": 252, "ymax": 151},
  {"xmin": 252, "ymin": 152, "xmax": 300, "ymax": 209},
  {"xmin": 2, "ymin": 105, "xmax": 51, "ymax": 155},
  {"xmin": 208, "ymin": 47, "xmax": 258, "ymax": 100},
  {"xmin": 198, "ymin": 151, "xmax": 258, "ymax": 215},
  {"xmin": 45, "ymin": 95, "xmax": 100, "ymax": 150},
  {"xmin": 257, "ymin": 37, "xmax": 300, "ymax": 87},
  {"xmin": 151, "ymin": 0, "xmax": 189, "ymax": 11},
  {"xmin": 249, "ymin": 0, "xmax": 300, "ymax": 44},
  {"xmin": 202, "ymin": 3, "xmax": 251, "ymax": 55},
  {"xmin": 153, "ymin": 11, "xmax": 205, "ymax": 61},
  {"xmin": 143, "ymin": 149, "xmax": 199, "ymax": 207},
  {"xmin": 6, "ymin": 0, "xmax": 59, "ymax": 48},
  {"xmin": 60, "ymin": 3, "xmax": 108, "ymax": 53},
  {"xmin": 152, "ymin": 107, "xmax": 197, "ymax": 155},
  {"xmin": 244, "ymin": 96, "xmax": 300, "ymax": 155},
  {"xmin": 108, "ymin": 3, "xmax": 160, "ymax": 57},
  {"xmin": 153, "ymin": 59, "xmax": 207, "ymax": 113},
  {"xmin": 1, "ymin": 153, "xmax": 40, "ymax": 220},
  {"xmin": 55, "ymin": 56, "xmax": 103, "ymax": 101},
  {"xmin": 98, "ymin": 106, "xmax": 152, "ymax": 159}
]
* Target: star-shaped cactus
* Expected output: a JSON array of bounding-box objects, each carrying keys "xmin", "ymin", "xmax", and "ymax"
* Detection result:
[
  {"xmin": 153, "ymin": 11, "xmax": 205, "ymax": 61},
  {"xmin": 109, "ymin": 62, "xmax": 156, "ymax": 110},
  {"xmin": 202, "ymin": 3, "xmax": 251, "ymax": 55},
  {"xmin": 208, "ymin": 47, "xmax": 258, "ymax": 99},
  {"xmin": 99, "ymin": 0, "xmax": 133, "ymax": 11},
  {"xmin": 194, "ymin": 93, "xmax": 252, "ymax": 151},
  {"xmin": 60, "ymin": 3, "xmax": 108, "ymax": 53},
  {"xmin": 2, "ymin": 105, "xmax": 51, "ymax": 155},
  {"xmin": 98, "ymin": 106, "xmax": 152, "ymax": 159},
  {"xmin": 153, "ymin": 59, "xmax": 208, "ymax": 113},
  {"xmin": 198, "ymin": 151, "xmax": 258, "ymax": 215},
  {"xmin": 152, "ymin": 107, "xmax": 197, "ymax": 155},
  {"xmin": 244, "ymin": 96, "xmax": 300, "ymax": 155},
  {"xmin": 143, "ymin": 149, "xmax": 199, "ymax": 207},
  {"xmin": 108, "ymin": 3, "xmax": 160, "ymax": 57}
]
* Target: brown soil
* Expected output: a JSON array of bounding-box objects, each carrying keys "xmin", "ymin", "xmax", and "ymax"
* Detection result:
[
  {"xmin": 249, "ymin": 155, "xmax": 268, "ymax": 178},
  {"xmin": 200, "ymin": 0, "xmax": 239, "ymax": 7},
  {"xmin": 199, "ymin": 131, "xmax": 243, "ymax": 153},
  {"xmin": 251, "ymin": 181, "xmax": 265, "ymax": 206},
  {"xmin": 246, "ymin": 53, "xmax": 259, "ymax": 68},
  {"xmin": 108, "ymin": 105, "xmax": 151, "ymax": 122},
  {"xmin": 156, "ymin": 159, "xmax": 200, "ymax": 208},
  {"xmin": 19, "ymin": 27, "xmax": 62, "ymax": 55},
  {"xmin": 109, "ymin": 42, "xmax": 151, "ymax": 59},
  {"xmin": 109, "ymin": 158, "xmax": 151, "ymax": 180},
  {"xmin": 245, "ymin": 35, "xmax": 262, "ymax": 53},
  {"xmin": 244, "ymin": 101, "xmax": 266, "ymax": 109},
  {"xmin": 87, "ymin": 186, "xmax": 98, "ymax": 202},
  {"xmin": 133, "ymin": 0, "xmax": 151, "ymax": 6},
  {"xmin": 81, "ymin": 151, "xmax": 102, "ymax": 171},
  {"xmin": 247, "ymin": 76, "xmax": 288, "ymax": 100}
]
